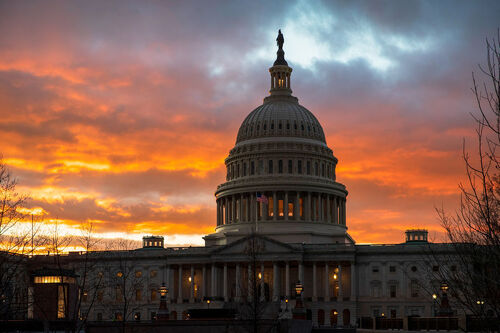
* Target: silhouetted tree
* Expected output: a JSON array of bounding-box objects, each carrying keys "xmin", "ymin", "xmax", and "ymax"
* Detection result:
[{"xmin": 430, "ymin": 30, "xmax": 499, "ymax": 332}]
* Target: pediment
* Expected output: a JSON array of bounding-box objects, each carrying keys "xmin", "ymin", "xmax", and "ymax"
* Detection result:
[{"xmin": 211, "ymin": 233, "xmax": 298, "ymax": 256}]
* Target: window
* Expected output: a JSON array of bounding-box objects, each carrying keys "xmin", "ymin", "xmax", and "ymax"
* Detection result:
[
  {"xmin": 268, "ymin": 160, "xmax": 273, "ymax": 174},
  {"xmin": 410, "ymin": 280, "xmax": 419, "ymax": 297},
  {"xmin": 298, "ymin": 160, "xmax": 302, "ymax": 174},
  {"xmin": 271, "ymin": 122, "xmax": 274, "ymax": 129},
  {"xmin": 135, "ymin": 271, "xmax": 142, "ymax": 278},
  {"xmin": 432, "ymin": 265, "xmax": 439, "ymax": 272},
  {"xmin": 411, "ymin": 266, "xmax": 417, "ymax": 272},
  {"xmin": 307, "ymin": 161, "xmax": 311, "ymax": 175},
  {"xmin": 250, "ymin": 161, "xmax": 255, "ymax": 175},
  {"xmin": 278, "ymin": 160, "xmax": 283, "ymax": 173},
  {"xmin": 258, "ymin": 160, "xmax": 263, "ymax": 175},
  {"xmin": 57, "ymin": 285, "xmax": 67, "ymax": 319},
  {"xmin": 82, "ymin": 291, "xmax": 88, "ymax": 302},
  {"xmin": 321, "ymin": 163, "xmax": 325, "ymax": 177},
  {"xmin": 389, "ymin": 266, "xmax": 396, "ymax": 273},
  {"xmin": 390, "ymin": 285, "xmax": 397, "ymax": 298},
  {"xmin": 115, "ymin": 313, "xmax": 123, "ymax": 321},
  {"xmin": 97, "ymin": 313, "xmax": 103, "ymax": 321},
  {"xmin": 116, "ymin": 286, "xmax": 123, "ymax": 301},
  {"xmin": 450, "ymin": 265, "xmax": 457, "ymax": 272},
  {"xmin": 151, "ymin": 289, "xmax": 157, "ymax": 301},
  {"xmin": 150, "ymin": 270, "xmax": 157, "ymax": 278},
  {"xmin": 372, "ymin": 266, "xmax": 379, "ymax": 273},
  {"xmin": 278, "ymin": 122, "xmax": 282, "ymax": 129},
  {"xmin": 150, "ymin": 312, "xmax": 156, "ymax": 321},
  {"xmin": 116, "ymin": 271, "xmax": 123, "ymax": 278},
  {"xmin": 243, "ymin": 163, "xmax": 247, "ymax": 176},
  {"xmin": 134, "ymin": 312, "xmax": 141, "ymax": 321},
  {"xmin": 135, "ymin": 289, "xmax": 142, "ymax": 301},
  {"xmin": 97, "ymin": 291, "xmax": 103, "ymax": 302},
  {"xmin": 288, "ymin": 160, "xmax": 292, "ymax": 173}
]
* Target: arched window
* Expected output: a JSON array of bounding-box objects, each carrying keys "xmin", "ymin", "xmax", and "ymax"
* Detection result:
[
  {"xmin": 342, "ymin": 309, "xmax": 350, "ymax": 326},
  {"xmin": 317, "ymin": 309, "xmax": 325, "ymax": 326},
  {"xmin": 330, "ymin": 309, "xmax": 338, "ymax": 326}
]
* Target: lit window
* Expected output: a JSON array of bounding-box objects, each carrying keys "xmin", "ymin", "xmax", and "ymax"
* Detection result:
[
  {"xmin": 150, "ymin": 270, "xmax": 157, "ymax": 278},
  {"xmin": 135, "ymin": 271, "xmax": 142, "ymax": 278},
  {"xmin": 135, "ymin": 289, "xmax": 142, "ymax": 301},
  {"xmin": 57, "ymin": 285, "xmax": 67, "ymax": 318},
  {"xmin": 151, "ymin": 289, "xmax": 157, "ymax": 301}
]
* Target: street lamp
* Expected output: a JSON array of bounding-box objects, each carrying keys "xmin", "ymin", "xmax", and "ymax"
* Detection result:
[
  {"xmin": 432, "ymin": 294, "xmax": 438, "ymax": 316},
  {"xmin": 206, "ymin": 299, "xmax": 211, "ymax": 309},
  {"xmin": 157, "ymin": 283, "xmax": 169, "ymax": 320},
  {"xmin": 292, "ymin": 280, "xmax": 306, "ymax": 320}
]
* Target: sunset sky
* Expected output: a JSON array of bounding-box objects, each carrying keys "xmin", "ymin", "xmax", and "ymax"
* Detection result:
[{"xmin": 1, "ymin": 0, "xmax": 499, "ymax": 247}]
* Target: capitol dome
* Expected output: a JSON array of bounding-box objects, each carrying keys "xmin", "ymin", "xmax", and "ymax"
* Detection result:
[{"xmin": 205, "ymin": 31, "xmax": 351, "ymax": 246}]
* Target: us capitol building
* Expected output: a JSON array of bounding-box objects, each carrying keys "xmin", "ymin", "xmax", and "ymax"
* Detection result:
[{"xmin": 27, "ymin": 32, "xmax": 447, "ymax": 328}]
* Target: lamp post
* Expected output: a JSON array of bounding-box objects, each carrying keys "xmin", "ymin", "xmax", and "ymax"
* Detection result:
[
  {"xmin": 432, "ymin": 293, "xmax": 438, "ymax": 317},
  {"xmin": 157, "ymin": 283, "xmax": 169, "ymax": 320},
  {"xmin": 206, "ymin": 298, "xmax": 211, "ymax": 309},
  {"xmin": 292, "ymin": 280, "xmax": 306, "ymax": 320},
  {"xmin": 438, "ymin": 282, "xmax": 453, "ymax": 317}
]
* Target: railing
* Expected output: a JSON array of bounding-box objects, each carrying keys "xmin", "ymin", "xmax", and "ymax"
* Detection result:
[{"xmin": 407, "ymin": 317, "xmax": 458, "ymax": 331}]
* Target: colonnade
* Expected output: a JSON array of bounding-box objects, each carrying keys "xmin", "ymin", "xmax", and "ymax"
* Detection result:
[
  {"xmin": 164, "ymin": 261, "xmax": 355, "ymax": 305},
  {"xmin": 216, "ymin": 191, "xmax": 346, "ymax": 226}
]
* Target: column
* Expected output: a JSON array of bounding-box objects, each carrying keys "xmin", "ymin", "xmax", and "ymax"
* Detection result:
[
  {"xmin": 235, "ymin": 264, "xmax": 241, "ymax": 301},
  {"xmin": 319, "ymin": 194, "xmax": 323, "ymax": 221},
  {"xmin": 223, "ymin": 264, "xmax": 228, "ymax": 302},
  {"xmin": 251, "ymin": 194, "xmax": 256, "ymax": 221},
  {"xmin": 273, "ymin": 262, "xmax": 279, "ymax": 301},
  {"xmin": 312, "ymin": 262, "xmax": 317, "ymax": 301},
  {"xmin": 325, "ymin": 263, "xmax": 329, "ymax": 301},
  {"xmin": 326, "ymin": 195, "xmax": 331, "ymax": 223},
  {"xmin": 273, "ymin": 192, "xmax": 278, "ymax": 221},
  {"xmin": 177, "ymin": 266, "xmax": 183, "ymax": 304},
  {"xmin": 338, "ymin": 264, "xmax": 343, "ymax": 299},
  {"xmin": 260, "ymin": 263, "xmax": 265, "ymax": 302},
  {"xmin": 239, "ymin": 195, "xmax": 243, "ymax": 222},
  {"xmin": 333, "ymin": 197, "xmax": 338, "ymax": 224},
  {"xmin": 298, "ymin": 262, "xmax": 304, "ymax": 283},
  {"xmin": 216, "ymin": 200, "xmax": 220, "ymax": 225},
  {"xmin": 285, "ymin": 262, "xmax": 290, "ymax": 298},
  {"xmin": 211, "ymin": 263, "xmax": 216, "ymax": 298},
  {"xmin": 350, "ymin": 261, "xmax": 356, "ymax": 301},
  {"xmin": 311, "ymin": 195, "xmax": 316, "ymax": 221},
  {"xmin": 225, "ymin": 197, "xmax": 229, "ymax": 224},
  {"xmin": 202, "ymin": 265, "xmax": 206, "ymax": 300},
  {"xmin": 246, "ymin": 195, "xmax": 250, "ymax": 221},
  {"xmin": 232, "ymin": 196, "xmax": 236, "ymax": 222},
  {"xmin": 166, "ymin": 265, "xmax": 171, "ymax": 303},
  {"xmin": 306, "ymin": 192, "xmax": 311, "ymax": 221},
  {"xmin": 342, "ymin": 199, "xmax": 346, "ymax": 225},
  {"xmin": 295, "ymin": 191, "xmax": 300, "ymax": 220},
  {"xmin": 284, "ymin": 191, "xmax": 289, "ymax": 220},
  {"xmin": 190, "ymin": 265, "xmax": 194, "ymax": 303},
  {"xmin": 247, "ymin": 263, "xmax": 252, "ymax": 302}
]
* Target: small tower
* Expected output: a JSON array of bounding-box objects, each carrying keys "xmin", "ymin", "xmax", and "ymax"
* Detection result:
[
  {"xmin": 405, "ymin": 229, "xmax": 428, "ymax": 243},
  {"xmin": 268, "ymin": 29, "xmax": 293, "ymax": 98},
  {"xmin": 142, "ymin": 235, "xmax": 164, "ymax": 248}
]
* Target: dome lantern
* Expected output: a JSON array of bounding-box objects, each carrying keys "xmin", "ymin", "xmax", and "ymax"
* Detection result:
[{"xmin": 269, "ymin": 30, "xmax": 293, "ymax": 97}]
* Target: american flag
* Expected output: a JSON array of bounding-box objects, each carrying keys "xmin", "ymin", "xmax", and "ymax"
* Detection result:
[{"xmin": 256, "ymin": 192, "xmax": 268, "ymax": 204}]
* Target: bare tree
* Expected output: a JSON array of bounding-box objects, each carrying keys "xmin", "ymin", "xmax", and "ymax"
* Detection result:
[
  {"xmin": 238, "ymin": 233, "xmax": 278, "ymax": 333},
  {"xmin": 432, "ymin": 30, "xmax": 499, "ymax": 331},
  {"xmin": 0, "ymin": 158, "xmax": 40, "ymax": 319}
]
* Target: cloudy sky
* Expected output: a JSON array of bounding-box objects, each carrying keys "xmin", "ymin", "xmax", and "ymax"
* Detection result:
[{"xmin": 1, "ymin": 0, "xmax": 498, "ymax": 247}]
